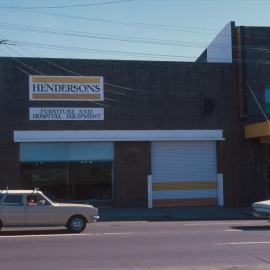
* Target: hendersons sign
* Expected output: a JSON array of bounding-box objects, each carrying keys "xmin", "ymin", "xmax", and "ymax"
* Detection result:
[
  {"xmin": 29, "ymin": 76, "xmax": 104, "ymax": 101},
  {"xmin": 30, "ymin": 108, "xmax": 104, "ymax": 121}
]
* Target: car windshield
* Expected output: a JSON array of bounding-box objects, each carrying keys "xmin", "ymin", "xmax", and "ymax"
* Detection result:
[
  {"xmin": 27, "ymin": 193, "xmax": 54, "ymax": 206},
  {"xmin": 41, "ymin": 193, "xmax": 54, "ymax": 204}
]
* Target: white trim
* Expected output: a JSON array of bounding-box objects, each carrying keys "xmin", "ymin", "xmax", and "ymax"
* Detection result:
[{"xmin": 14, "ymin": 130, "xmax": 224, "ymax": 142}]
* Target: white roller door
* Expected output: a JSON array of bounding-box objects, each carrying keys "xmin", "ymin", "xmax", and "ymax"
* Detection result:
[{"xmin": 151, "ymin": 141, "xmax": 217, "ymax": 207}]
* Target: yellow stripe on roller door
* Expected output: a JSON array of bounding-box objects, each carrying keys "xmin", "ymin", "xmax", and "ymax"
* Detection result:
[
  {"xmin": 153, "ymin": 181, "xmax": 217, "ymax": 191},
  {"xmin": 153, "ymin": 198, "xmax": 217, "ymax": 207}
]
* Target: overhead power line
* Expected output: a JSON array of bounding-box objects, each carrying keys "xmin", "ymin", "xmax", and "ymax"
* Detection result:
[
  {"xmin": 12, "ymin": 40, "xmax": 197, "ymax": 60},
  {"xmin": 0, "ymin": 38, "xmax": 15, "ymax": 45},
  {"xmin": 1, "ymin": 34, "xmax": 269, "ymax": 121},
  {"xmin": 9, "ymin": 39, "xmax": 270, "ymax": 63},
  {"xmin": 0, "ymin": 22, "xmax": 207, "ymax": 48},
  {"xmin": 0, "ymin": 44, "xmax": 251, "ymax": 119},
  {"xmin": 247, "ymin": 82, "xmax": 269, "ymax": 122},
  {"xmin": 33, "ymin": 10, "xmax": 218, "ymax": 34},
  {"xmin": 2, "ymin": 40, "xmax": 268, "ymax": 121},
  {"xmin": 1, "ymin": 8, "xmax": 218, "ymax": 33},
  {"xmin": 17, "ymin": 45, "xmax": 132, "ymax": 97},
  {"xmin": 0, "ymin": 0, "xmax": 133, "ymax": 9},
  {"xmin": 1, "ymin": 41, "xmax": 202, "ymax": 98},
  {"xmin": 0, "ymin": 45, "xmax": 117, "ymax": 106},
  {"xmin": 3, "ymin": 43, "xmax": 132, "ymax": 100},
  {"xmin": 4, "ymin": 22, "xmax": 270, "ymax": 53}
]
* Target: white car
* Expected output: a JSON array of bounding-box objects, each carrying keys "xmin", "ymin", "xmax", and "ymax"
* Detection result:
[
  {"xmin": 252, "ymin": 199, "xmax": 270, "ymax": 219},
  {"xmin": 0, "ymin": 189, "xmax": 99, "ymax": 233}
]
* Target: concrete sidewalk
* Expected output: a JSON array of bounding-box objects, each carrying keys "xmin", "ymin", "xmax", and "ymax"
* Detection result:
[{"xmin": 99, "ymin": 206, "xmax": 255, "ymax": 221}]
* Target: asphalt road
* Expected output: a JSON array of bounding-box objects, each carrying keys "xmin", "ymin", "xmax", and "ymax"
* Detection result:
[{"xmin": 0, "ymin": 220, "xmax": 270, "ymax": 270}]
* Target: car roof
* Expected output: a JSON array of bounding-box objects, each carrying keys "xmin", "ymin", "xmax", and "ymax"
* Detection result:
[{"xmin": 0, "ymin": 190, "xmax": 42, "ymax": 194}]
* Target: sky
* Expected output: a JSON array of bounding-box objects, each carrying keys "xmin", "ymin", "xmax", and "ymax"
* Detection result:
[{"xmin": 0, "ymin": 0, "xmax": 269, "ymax": 62}]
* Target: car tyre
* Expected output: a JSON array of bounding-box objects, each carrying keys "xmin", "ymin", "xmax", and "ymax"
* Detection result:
[{"xmin": 67, "ymin": 215, "xmax": 86, "ymax": 233}]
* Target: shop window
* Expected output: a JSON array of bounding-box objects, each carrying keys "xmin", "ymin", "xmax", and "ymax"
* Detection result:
[
  {"xmin": 20, "ymin": 142, "xmax": 114, "ymax": 202},
  {"xmin": 21, "ymin": 161, "xmax": 113, "ymax": 202},
  {"xmin": 21, "ymin": 162, "xmax": 67, "ymax": 201}
]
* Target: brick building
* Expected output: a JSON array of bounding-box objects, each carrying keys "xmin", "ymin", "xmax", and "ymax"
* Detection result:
[{"xmin": 0, "ymin": 21, "xmax": 269, "ymax": 207}]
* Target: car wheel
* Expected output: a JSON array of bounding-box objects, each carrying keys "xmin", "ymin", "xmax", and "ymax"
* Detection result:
[{"xmin": 67, "ymin": 216, "xmax": 86, "ymax": 233}]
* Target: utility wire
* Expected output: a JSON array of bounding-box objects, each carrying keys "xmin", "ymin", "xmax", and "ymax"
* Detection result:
[
  {"xmin": 0, "ymin": 22, "xmax": 208, "ymax": 48},
  {"xmin": 247, "ymin": 82, "xmax": 269, "ymax": 122},
  {"xmin": 13, "ymin": 39, "xmax": 270, "ymax": 65},
  {"xmin": 33, "ymin": 10, "xmax": 218, "ymax": 34},
  {"xmin": 0, "ymin": 48, "xmax": 164, "ymax": 115},
  {"xmin": 1, "ymin": 46, "xmax": 115, "ymax": 107},
  {"xmin": 1, "ymin": 40, "xmax": 203, "ymax": 98},
  {"xmin": 12, "ymin": 40, "xmax": 197, "ymax": 60},
  {"xmin": 16, "ymin": 44, "xmax": 133, "ymax": 97},
  {"xmin": 3, "ymin": 22, "xmax": 270, "ymax": 54},
  {"xmin": 10, "ymin": 39, "xmax": 270, "ymax": 64},
  {"xmin": 0, "ymin": 3, "xmax": 220, "ymax": 33},
  {"xmin": 0, "ymin": 0, "xmax": 133, "ymax": 9},
  {"xmin": 4, "ymin": 47, "xmax": 43, "ymax": 75},
  {"xmin": 16, "ymin": 44, "xmax": 201, "ymax": 96},
  {"xmin": 13, "ymin": 44, "xmax": 139, "ymax": 95},
  {"xmin": 0, "ymin": 41, "xmax": 242, "ymax": 118},
  {"xmin": 0, "ymin": 39, "xmax": 14, "ymax": 45}
]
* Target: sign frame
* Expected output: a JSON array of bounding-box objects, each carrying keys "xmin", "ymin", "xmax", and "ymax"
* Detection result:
[{"xmin": 29, "ymin": 76, "xmax": 104, "ymax": 101}]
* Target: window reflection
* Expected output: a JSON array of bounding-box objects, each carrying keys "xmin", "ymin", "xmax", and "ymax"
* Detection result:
[{"xmin": 20, "ymin": 161, "xmax": 113, "ymax": 202}]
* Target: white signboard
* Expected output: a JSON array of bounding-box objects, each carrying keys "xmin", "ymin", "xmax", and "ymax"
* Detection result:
[
  {"xmin": 30, "ymin": 108, "xmax": 104, "ymax": 121},
  {"xmin": 29, "ymin": 76, "xmax": 104, "ymax": 101}
]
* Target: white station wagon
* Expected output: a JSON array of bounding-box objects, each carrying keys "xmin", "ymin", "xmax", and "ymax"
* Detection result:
[{"xmin": 0, "ymin": 189, "xmax": 99, "ymax": 233}]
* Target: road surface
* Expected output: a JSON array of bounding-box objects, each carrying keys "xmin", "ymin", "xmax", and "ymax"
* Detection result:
[{"xmin": 0, "ymin": 220, "xmax": 270, "ymax": 270}]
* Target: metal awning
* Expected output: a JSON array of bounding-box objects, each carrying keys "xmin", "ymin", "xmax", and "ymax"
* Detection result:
[
  {"xmin": 14, "ymin": 130, "xmax": 225, "ymax": 142},
  {"xmin": 245, "ymin": 121, "xmax": 270, "ymax": 143}
]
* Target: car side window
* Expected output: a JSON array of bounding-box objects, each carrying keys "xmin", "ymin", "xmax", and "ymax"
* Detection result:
[
  {"xmin": 0, "ymin": 194, "xmax": 4, "ymax": 203},
  {"xmin": 27, "ymin": 195, "xmax": 39, "ymax": 206},
  {"xmin": 4, "ymin": 194, "xmax": 24, "ymax": 206},
  {"xmin": 27, "ymin": 194, "xmax": 50, "ymax": 206}
]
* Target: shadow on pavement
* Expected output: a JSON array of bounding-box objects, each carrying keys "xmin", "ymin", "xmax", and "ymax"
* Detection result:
[
  {"xmin": 0, "ymin": 229, "xmax": 69, "ymax": 236},
  {"xmin": 231, "ymin": 225, "xmax": 270, "ymax": 231}
]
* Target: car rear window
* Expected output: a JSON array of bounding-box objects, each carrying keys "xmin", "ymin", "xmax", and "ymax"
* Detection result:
[{"xmin": 4, "ymin": 194, "xmax": 23, "ymax": 206}]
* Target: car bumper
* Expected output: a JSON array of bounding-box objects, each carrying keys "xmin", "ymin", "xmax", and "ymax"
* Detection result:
[
  {"xmin": 89, "ymin": 215, "xmax": 100, "ymax": 222},
  {"xmin": 252, "ymin": 208, "xmax": 270, "ymax": 219}
]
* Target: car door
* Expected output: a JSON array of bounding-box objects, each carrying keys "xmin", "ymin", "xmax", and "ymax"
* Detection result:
[
  {"xmin": 25, "ymin": 194, "xmax": 55, "ymax": 226},
  {"xmin": 1, "ymin": 194, "xmax": 26, "ymax": 226}
]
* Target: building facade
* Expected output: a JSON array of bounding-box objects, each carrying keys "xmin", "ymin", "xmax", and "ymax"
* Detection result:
[{"xmin": 1, "ymin": 21, "xmax": 269, "ymax": 208}]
